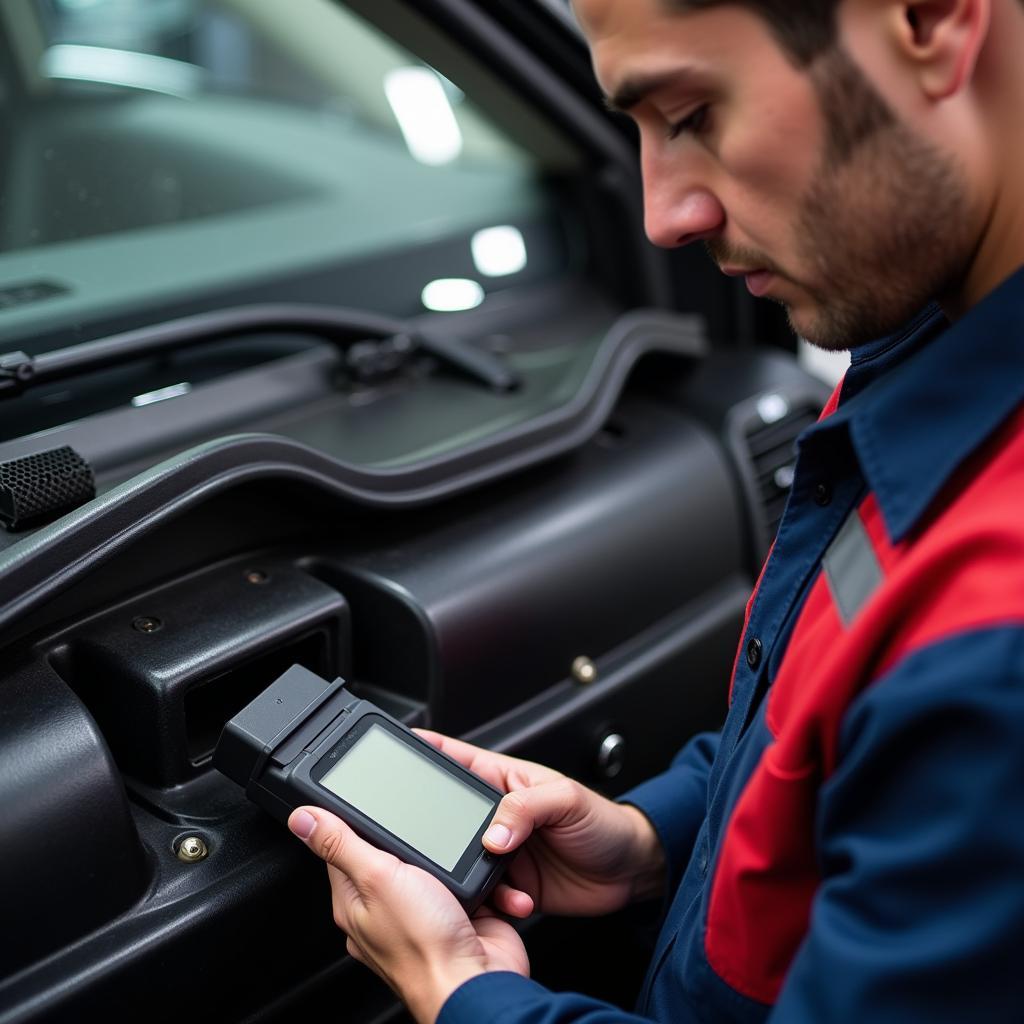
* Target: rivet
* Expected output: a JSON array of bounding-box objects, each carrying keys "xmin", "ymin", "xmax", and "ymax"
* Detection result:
[
  {"xmin": 572, "ymin": 656, "xmax": 598, "ymax": 685},
  {"xmin": 176, "ymin": 836, "xmax": 208, "ymax": 863},
  {"xmin": 245, "ymin": 569, "xmax": 269, "ymax": 585},
  {"xmin": 132, "ymin": 616, "xmax": 163, "ymax": 634},
  {"xmin": 596, "ymin": 733, "xmax": 626, "ymax": 779}
]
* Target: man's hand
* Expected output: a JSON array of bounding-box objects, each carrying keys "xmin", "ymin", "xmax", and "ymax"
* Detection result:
[
  {"xmin": 416, "ymin": 731, "xmax": 666, "ymax": 920},
  {"xmin": 288, "ymin": 806, "xmax": 528, "ymax": 1024}
]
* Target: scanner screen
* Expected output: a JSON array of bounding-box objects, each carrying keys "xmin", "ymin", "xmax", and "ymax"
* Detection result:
[{"xmin": 318, "ymin": 723, "xmax": 494, "ymax": 872}]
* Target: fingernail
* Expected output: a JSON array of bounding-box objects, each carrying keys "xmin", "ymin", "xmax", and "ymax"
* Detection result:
[
  {"xmin": 484, "ymin": 823, "xmax": 512, "ymax": 849},
  {"xmin": 290, "ymin": 809, "xmax": 317, "ymax": 840}
]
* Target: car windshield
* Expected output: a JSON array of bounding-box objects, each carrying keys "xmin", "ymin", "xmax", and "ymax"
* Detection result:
[{"xmin": 1, "ymin": 0, "xmax": 580, "ymax": 358}]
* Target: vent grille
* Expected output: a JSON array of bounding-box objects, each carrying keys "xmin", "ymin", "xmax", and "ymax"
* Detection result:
[
  {"xmin": 0, "ymin": 445, "xmax": 95, "ymax": 530},
  {"xmin": 745, "ymin": 405, "xmax": 819, "ymax": 542}
]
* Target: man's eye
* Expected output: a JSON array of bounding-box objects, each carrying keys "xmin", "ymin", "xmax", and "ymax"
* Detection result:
[{"xmin": 666, "ymin": 105, "xmax": 710, "ymax": 141}]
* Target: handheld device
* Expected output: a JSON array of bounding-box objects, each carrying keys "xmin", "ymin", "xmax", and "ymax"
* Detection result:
[{"xmin": 214, "ymin": 665, "xmax": 507, "ymax": 912}]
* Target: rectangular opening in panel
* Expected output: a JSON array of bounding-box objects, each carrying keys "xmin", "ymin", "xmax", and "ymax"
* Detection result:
[{"xmin": 185, "ymin": 632, "xmax": 330, "ymax": 765}]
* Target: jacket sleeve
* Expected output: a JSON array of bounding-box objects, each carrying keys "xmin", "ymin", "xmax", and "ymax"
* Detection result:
[
  {"xmin": 436, "ymin": 731, "xmax": 721, "ymax": 1024},
  {"xmin": 437, "ymin": 973, "xmax": 653, "ymax": 1024},
  {"xmin": 619, "ymin": 730, "xmax": 719, "ymax": 896},
  {"xmin": 770, "ymin": 626, "xmax": 1024, "ymax": 1023}
]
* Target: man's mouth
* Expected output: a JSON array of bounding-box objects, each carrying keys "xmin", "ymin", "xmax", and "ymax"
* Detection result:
[
  {"xmin": 743, "ymin": 270, "xmax": 773, "ymax": 297},
  {"xmin": 719, "ymin": 265, "xmax": 774, "ymax": 298}
]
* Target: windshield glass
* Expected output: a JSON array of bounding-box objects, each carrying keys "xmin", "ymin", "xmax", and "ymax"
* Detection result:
[{"xmin": 1, "ymin": 0, "xmax": 579, "ymax": 352}]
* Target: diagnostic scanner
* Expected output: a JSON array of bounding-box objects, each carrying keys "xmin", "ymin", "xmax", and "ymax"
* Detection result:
[{"xmin": 214, "ymin": 665, "xmax": 507, "ymax": 912}]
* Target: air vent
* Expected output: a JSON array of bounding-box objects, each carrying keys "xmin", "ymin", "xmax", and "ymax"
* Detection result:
[
  {"xmin": 0, "ymin": 445, "xmax": 95, "ymax": 530},
  {"xmin": 745, "ymin": 400, "xmax": 819, "ymax": 543}
]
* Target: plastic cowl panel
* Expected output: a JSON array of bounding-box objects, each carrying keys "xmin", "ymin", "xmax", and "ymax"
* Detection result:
[{"xmin": 0, "ymin": 661, "xmax": 149, "ymax": 978}]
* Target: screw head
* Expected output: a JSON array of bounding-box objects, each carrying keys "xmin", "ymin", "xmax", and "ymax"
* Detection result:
[
  {"xmin": 245, "ymin": 569, "xmax": 269, "ymax": 585},
  {"xmin": 572, "ymin": 656, "xmax": 597, "ymax": 685},
  {"xmin": 176, "ymin": 836, "xmax": 208, "ymax": 863},
  {"xmin": 596, "ymin": 733, "xmax": 626, "ymax": 779},
  {"xmin": 132, "ymin": 616, "xmax": 163, "ymax": 634}
]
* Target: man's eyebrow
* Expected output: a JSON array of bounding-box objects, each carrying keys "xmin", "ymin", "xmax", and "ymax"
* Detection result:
[{"xmin": 603, "ymin": 69, "xmax": 702, "ymax": 114}]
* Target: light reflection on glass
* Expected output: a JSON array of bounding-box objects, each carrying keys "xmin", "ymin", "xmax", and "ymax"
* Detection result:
[
  {"xmin": 131, "ymin": 382, "xmax": 192, "ymax": 407},
  {"xmin": 471, "ymin": 225, "xmax": 528, "ymax": 277},
  {"xmin": 421, "ymin": 278, "xmax": 484, "ymax": 312},
  {"xmin": 41, "ymin": 44, "xmax": 203, "ymax": 98},
  {"xmin": 384, "ymin": 67, "xmax": 463, "ymax": 166}
]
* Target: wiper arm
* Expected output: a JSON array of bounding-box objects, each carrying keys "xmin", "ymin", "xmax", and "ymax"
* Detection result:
[{"xmin": 0, "ymin": 303, "xmax": 520, "ymax": 398}]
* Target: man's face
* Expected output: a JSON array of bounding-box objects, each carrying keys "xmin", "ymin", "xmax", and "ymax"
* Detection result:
[{"xmin": 575, "ymin": 0, "xmax": 976, "ymax": 349}]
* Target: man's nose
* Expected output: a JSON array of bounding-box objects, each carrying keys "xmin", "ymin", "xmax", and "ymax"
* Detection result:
[{"xmin": 643, "ymin": 186, "xmax": 726, "ymax": 249}]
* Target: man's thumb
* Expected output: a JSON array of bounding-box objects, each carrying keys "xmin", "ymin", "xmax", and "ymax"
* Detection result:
[
  {"xmin": 482, "ymin": 778, "xmax": 584, "ymax": 853},
  {"xmin": 288, "ymin": 806, "xmax": 382, "ymax": 877}
]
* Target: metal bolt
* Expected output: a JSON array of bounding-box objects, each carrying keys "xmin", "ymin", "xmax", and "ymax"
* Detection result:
[
  {"xmin": 596, "ymin": 733, "xmax": 626, "ymax": 779},
  {"xmin": 572, "ymin": 656, "xmax": 598, "ymax": 685},
  {"xmin": 245, "ymin": 569, "xmax": 269, "ymax": 585},
  {"xmin": 132, "ymin": 616, "xmax": 163, "ymax": 634},
  {"xmin": 176, "ymin": 836, "xmax": 208, "ymax": 863}
]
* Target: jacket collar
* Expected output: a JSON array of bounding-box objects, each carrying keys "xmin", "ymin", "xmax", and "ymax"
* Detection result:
[{"xmin": 807, "ymin": 264, "xmax": 1024, "ymax": 543}]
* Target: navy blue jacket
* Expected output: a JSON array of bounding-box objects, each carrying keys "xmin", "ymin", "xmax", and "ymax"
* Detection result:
[{"xmin": 439, "ymin": 266, "xmax": 1024, "ymax": 1023}]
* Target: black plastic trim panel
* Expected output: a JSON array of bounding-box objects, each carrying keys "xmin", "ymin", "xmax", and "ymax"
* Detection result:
[{"xmin": 0, "ymin": 312, "xmax": 705, "ymax": 631}]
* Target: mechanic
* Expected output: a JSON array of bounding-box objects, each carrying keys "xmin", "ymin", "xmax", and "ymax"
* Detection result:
[{"xmin": 285, "ymin": 0, "xmax": 1024, "ymax": 1020}]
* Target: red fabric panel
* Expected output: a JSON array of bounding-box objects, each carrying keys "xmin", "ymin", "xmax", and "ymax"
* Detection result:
[
  {"xmin": 866, "ymin": 406, "xmax": 1024, "ymax": 678},
  {"xmin": 706, "ymin": 405, "xmax": 1024, "ymax": 1003}
]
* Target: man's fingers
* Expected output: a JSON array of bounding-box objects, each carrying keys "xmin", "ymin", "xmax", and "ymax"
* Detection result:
[
  {"xmin": 412, "ymin": 727, "xmax": 453, "ymax": 749},
  {"xmin": 414, "ymin": 730, "xmax": 497, "ymax": 778},
  {"xmin": 415, "ymin": 729, "xmax": 524, "ymax": 794},
  {"xmin": 413, "ymin": 729, "xmax": 480, "ymax": 763},
  {"xmin": 482, "ymin": 777, "xmax": 587, "ymax": 854},
  {"xmin": 415, "ymin": 730, "xmax": 558, "ymax": 796},
  {"xmin": 327, "ymin": 862, "xmax": 363, "ymax": 905},
  {"xmin": 489, "ymin": 882, "xmax": 535, "ymax": 919},
  {"xmin": 288, "ymin": 806, "xmax": 398, "ymax": 888}
]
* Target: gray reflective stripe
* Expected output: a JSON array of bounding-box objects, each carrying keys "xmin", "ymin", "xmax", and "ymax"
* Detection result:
[{"xmin": 824, "ymin": 510, "xmax": 884, "ymax": 626}]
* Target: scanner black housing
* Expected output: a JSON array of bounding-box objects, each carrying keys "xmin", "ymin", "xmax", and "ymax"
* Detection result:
[{"xmin": 216, "ymin": 665, "xmax": 507, "ymax": 912}]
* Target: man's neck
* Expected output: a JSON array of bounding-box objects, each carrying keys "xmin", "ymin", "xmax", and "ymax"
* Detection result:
[
  {"xmin": 948, "ymin": 181, "xmax": 1024, "ymax": 320},
  {"xmin": 941, "ymin": 0, "xmax": 1024, "ymax": 320}
]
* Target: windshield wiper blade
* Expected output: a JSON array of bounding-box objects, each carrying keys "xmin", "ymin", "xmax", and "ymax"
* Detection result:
[{"xmin": 0, "ymin": 303, "xmax": 520, "ymax": 398}]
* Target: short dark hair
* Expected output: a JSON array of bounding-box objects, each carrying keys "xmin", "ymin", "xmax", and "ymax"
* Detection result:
[
  {"xmin": 665, "ymin": 1, "xmax": 840, "ymax": 65},
  {"xmin": 667, "ymin": 0, "xmax": 1024, "ymax": 66}
]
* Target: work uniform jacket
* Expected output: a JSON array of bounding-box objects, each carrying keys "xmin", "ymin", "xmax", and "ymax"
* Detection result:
[{"xmin": 438, "ymin": 266, "xmax": 1024, "ymax": 1023}]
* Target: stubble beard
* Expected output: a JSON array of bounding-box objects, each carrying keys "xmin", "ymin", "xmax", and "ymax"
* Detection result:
[
  {"xmin": 790, "ymin": 48, "xmax": 975, "ymax": 350},
  {"xmin": 711, "ymin": 47, "xmax": 977, "ymax": 352}
]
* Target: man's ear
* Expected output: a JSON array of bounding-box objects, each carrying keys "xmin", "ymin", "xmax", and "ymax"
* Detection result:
[{"xmin": 889, "ymin": 0, "xmax": 990, "ymax": 99}]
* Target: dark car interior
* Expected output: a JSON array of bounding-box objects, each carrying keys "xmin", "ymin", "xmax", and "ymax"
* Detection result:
[{"xmin": 0, "ymin": 1, "xmax": 835, "ymax": 1020}]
